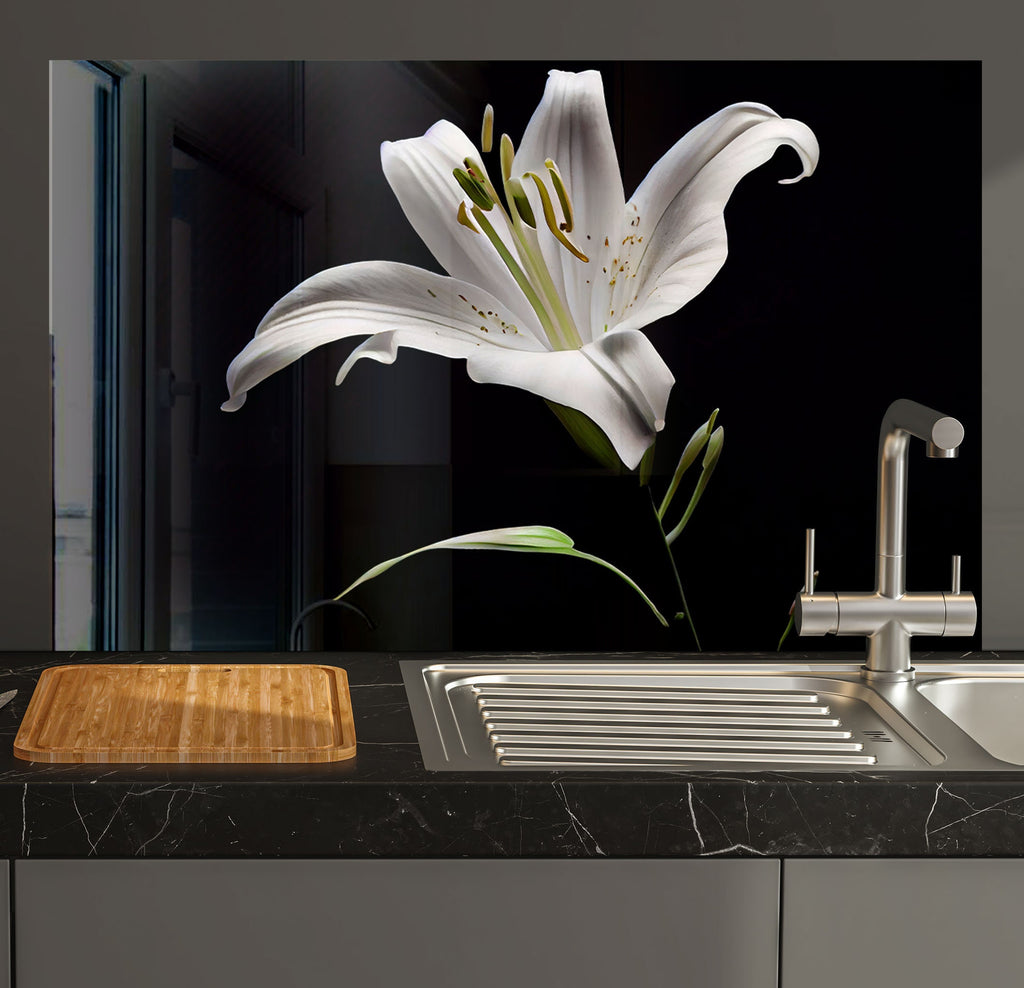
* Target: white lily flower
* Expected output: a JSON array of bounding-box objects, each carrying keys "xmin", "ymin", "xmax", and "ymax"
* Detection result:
[{"xmin": 222, "ymin": 69, "xmax": 818, "ymax": 468}]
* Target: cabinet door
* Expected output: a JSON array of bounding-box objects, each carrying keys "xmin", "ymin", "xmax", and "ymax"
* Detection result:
[
  {"xmin": 0, "ymin": 863, "xmax": 8, "ymax": 988},
  {"xmin": 15, "ymin": 859, "xmax": 779, "ymax": 988},
  {"xmin": 783, "ymin": 859, "xmax": 1024, "ymax": 988}
]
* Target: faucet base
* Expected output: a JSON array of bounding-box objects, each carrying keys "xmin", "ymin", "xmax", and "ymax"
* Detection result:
[{"xmin": 860, "ymin": 665, "xmax": 916, "ymax": 684}]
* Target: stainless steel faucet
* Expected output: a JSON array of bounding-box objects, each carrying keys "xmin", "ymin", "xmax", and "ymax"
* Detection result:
[{"xmin": 794, "ymin": 399, "xmax": 977, "ymax": 682}]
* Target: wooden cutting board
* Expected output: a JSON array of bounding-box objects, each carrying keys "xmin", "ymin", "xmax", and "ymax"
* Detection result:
[{"xmin": 13, "ymin": 663, "xmax": 357, "ymax": 763}]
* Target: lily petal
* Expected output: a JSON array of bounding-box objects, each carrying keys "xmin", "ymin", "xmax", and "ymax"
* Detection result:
[
  {"xmin": 466, "ymin": 328, "xmax": 674, "ymax": 470},
  {"xmin": 223, "ymin": 260, "xmax": 543, "ymax": 412},
  {"xmin": 613, "ymin": 104, "xmax": 819, "ymax": 334},
  {"xmin": 381, "ymin": 121, "xmax": 526, "ymax": 315},
  {"xmin": 514, "ymin": 70, "xmax": 626, "ymax": 343}
]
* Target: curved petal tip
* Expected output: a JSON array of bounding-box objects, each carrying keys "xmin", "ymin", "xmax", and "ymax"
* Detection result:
[{"xmin": 220, "ymin": 393, "xmax": 247, "ymax": 413}]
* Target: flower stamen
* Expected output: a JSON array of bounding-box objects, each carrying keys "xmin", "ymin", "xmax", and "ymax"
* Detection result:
[
  {"xmin": 507, "ymin": 177, "xmax": 537, "ymax": 229},
  {"xmin": 499, "ymin": 133, "xmax": 515, "ymax": 183},
  {"xmin": 456, "ymin": 201, "xmax": 479, "ymax": 233},
  {"xmin": 481, "ymin": 104, "xmax": 494, "ymax": 153},
  {"xmin": 544, "ymin": 158, "xmax": 574, "ymax": 233},
  {"xmin": 453, "ymin": 117, "xmax": 586, "ymax": 351},
  {"xmin": 525, "ymin": 172, "xmax": 589, "ymax": 262},
  {"xmin": 453, "ymin": 167, "xmax": 494, "ymax": 210},
  {"xmin": 469, "ymin": 203, "xmax": 565, "ymax": 348}
]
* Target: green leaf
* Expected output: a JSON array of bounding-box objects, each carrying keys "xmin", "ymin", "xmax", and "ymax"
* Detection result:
[
  {"xmin": 638, "ymin": 441, "xmax": 656, "ymax": 487},
  {"xmin": 777, "ymin": 570, "xmax": 818, "ymax": 650},
  {"xmin": 545, "ymin": 400, "xmax": 625, "ymax": 473},
  {"xmin": 334, "ymin": 524, "xmax": 668, "ymax": 626},
  {"xmin": 657, "ymin": 409, "xmax": 718, "ymax": 519},
  {"xmin": 665, "ymin": 424, "xmax": 724, "ymax": 545},
  {"xmin": 776, "ymin": 613, "xmax": 796, "ymax": 652}
]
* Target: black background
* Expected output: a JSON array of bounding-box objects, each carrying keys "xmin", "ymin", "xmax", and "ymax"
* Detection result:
[{"xmin": 439, "ymin": 61, "xmax": 980, "ymax": 652}]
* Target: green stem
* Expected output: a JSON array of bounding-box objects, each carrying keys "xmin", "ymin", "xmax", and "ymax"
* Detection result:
[{"xmin": 647, "ymin": 487, "xmax": 701, "ymax": 651}]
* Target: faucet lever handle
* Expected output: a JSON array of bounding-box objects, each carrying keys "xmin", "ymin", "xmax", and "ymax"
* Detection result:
[
  {"xmin": 951, "ymin": 555, "xmax": 961, "ymax": 595},
  {"xmin": 805, "ymin": 528, "xmax": 816, "ymax": 593}
]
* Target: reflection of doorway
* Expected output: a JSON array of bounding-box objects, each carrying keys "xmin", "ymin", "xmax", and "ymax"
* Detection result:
[
  {"xmin": 163, "ymin": 146, "xmax": 301, "ymax": 649},
  {"xmin": 142, "ymin": 62, "xmax": 322, "ymax": 650}
]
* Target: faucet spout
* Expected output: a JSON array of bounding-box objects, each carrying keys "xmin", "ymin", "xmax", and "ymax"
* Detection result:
[
  {"xmin": 876, "ymin": 399, "xmax": 964, "ymax": 600},
  {"xmin": 794, "ymin": 398, "xmax": 976, "ymax": 683}
]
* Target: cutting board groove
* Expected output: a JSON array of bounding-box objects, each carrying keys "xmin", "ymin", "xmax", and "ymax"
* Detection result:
[{"xmin": 13, "ymin": 664, "xmax": 357, "ymax": 763}]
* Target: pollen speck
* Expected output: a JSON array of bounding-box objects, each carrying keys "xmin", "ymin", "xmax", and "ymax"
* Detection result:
[{"xmin": 604, "ymin": 237, "xmax": 609, "ymax": 246}]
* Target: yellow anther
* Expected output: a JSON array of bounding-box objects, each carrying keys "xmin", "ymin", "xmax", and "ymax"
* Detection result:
[
  {"xmin": 500, "ymin": 133, "xmax": 515, "ymax": 183},
  {"xmin": 525, "ymin": 172, "xmax": 589, "ymax": 263},
  {"xmin": 507, "ymin": 177, "xmax": 537, "ymax": 229},
  {"xmin": 544, "ymin": 159, "xmax": 574, "ymax": 233},
  {"xmin": 453, "ymin": 167, "xmax": 494, "ymax": 211},
  {"xmin": 481, "ymin": 104, "xmax": 494, "ymax": 153},
  {"xmin": 456, "ymin": 201, "xmax": 479, "ymax": 232}
]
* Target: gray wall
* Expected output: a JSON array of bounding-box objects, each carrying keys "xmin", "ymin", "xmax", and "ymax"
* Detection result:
[{"xmin": 2, "ymin": 5, "xmax": 1021, "ymax": 649}]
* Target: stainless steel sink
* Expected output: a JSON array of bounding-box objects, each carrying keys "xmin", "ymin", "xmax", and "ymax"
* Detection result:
[
  {"xmin": 399, "ymin": 658, "xmax": 1024, "ymax": 773},
  {"xmin": 916, "ymin": 677, "xmax": 1024, "ymax": 765}
]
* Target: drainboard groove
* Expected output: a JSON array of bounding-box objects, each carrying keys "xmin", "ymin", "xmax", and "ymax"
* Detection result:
[
  {"xmin": 489, "ymin": 734, "xmax": 865, "ymax": 753},
  {"xmin": 481, "ymin": 710, "xmax": 843, "ymax": 728},
  {"xmin": 494, "ymin": 749, "xmax": 878, "ymax": 766},
  {"xmin": 476, "ymin": 682, "xmax": 872, "ymax": 767},
  {"xmin": 483, "ymin": 721, "xmax": 853, "ymax": 739},
  {"xmin": 473, "ymin": 685, "xmax": 824, "ymax": 703},
  {"xmin": 478, "ymin": 698, "xmax": 832, "ymax": 716}
]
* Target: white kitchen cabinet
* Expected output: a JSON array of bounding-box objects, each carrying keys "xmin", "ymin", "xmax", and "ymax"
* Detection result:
[{"xmin": 13, "ymin": 859, "xmax": 779, "ymax": 988}]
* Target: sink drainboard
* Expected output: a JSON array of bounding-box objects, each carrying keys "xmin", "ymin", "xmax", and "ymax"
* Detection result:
[
  {"xmin": 400, "ymin": 662, "xmax": 940, "ymax": 772},
  {"xmin": 474, "ymin": 681, "xmax": 875, "ymax": 767}
]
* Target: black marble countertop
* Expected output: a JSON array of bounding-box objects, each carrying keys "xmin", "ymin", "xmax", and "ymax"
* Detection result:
[{"xmin": 2, "ymin": 650, "xmax": 1024, "ymax": 858}]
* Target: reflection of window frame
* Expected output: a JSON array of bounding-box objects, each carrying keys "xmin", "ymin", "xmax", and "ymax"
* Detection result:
[
  {"xmin": 50, "ymin": 60, "xmax": 324, "ymax": 651},
  {"xmin": 96, "ymin": 60, "xmax": 146, "ymax": 652},
  {"xmin": 50, "ymin": 60, "xmax": 142, "ymax": 650}
]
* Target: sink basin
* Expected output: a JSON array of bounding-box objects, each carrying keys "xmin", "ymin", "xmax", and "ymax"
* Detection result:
[
  {"xmin": 401, "ymin": 658, "xmax": 1024, "ymax": 773},
  {"xmin": 916, "ymin": 678, "xmax": 1024, "ymax": 765}
]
